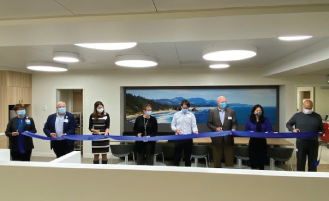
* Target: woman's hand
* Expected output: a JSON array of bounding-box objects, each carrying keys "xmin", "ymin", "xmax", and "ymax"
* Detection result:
[
  {"xmin": 93, "ymin": 130, "xmax": 101, "ymax": 135},
  {"xmin": 12, "ymin": 132, "xmax": 19, "ymax": 136},
  {"xmin": 137, "ymin": 133, "xmax": 142, "ymax": 137},
  {"xmin": 104, "ymin": 132, "xmax": 109, "ymax": 136}
]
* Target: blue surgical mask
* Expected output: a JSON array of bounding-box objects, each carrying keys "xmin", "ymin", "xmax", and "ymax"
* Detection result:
[
  {"xmin": 146, "ymin": 111, "xmax": 152, "ymax": 116},
  {"xmin": 182, "ymin": 109, "xmax": 188, "ymax": 113},
  {"xmin": 58, "ymin": 107, "xmax": 66, "ymax": 114},
  {"xmin": 220, "ymin": 103, "xmax": 227, "ymax": 109},
  {"xmin": 18, "ymin": 110, "xmax": 26, "ymax": 116}
]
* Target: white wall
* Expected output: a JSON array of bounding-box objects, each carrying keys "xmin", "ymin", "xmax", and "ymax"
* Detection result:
[
  {"xmin": 1, "ymin": 162, "xmax": 329, "ymax": 201},
  {"xmin": 315, "ymin": 86, "xmax": 329, "ymax": 119},
  {"xmin": 31, "ymin": 68, "xmax": 327, "ymax": 158}
]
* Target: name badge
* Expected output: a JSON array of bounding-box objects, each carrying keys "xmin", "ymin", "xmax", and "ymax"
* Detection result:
[
  {"xmin": 64, "ymin": 119, "xmax": 69, "ymax": 123},
  {"xmin": 25, "ymin": 120, "xmax": 31, "ymax": 124},
  {"xmin": 228, "ymin": 116, "xmax": 232, "ymax": 120}
]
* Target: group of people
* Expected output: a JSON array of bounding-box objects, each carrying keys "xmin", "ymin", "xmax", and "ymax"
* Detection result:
[
  {"xmin": 4, "ymin": 97, "xmax": 324, "ymax": 171},
  {"xmin": 133, "ymin": 97, "xmax": 324, "ymax": 171}
]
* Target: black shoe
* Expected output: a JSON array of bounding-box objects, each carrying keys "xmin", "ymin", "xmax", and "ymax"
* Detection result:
[
  {"xmin": 102, "ymin": 160, "xmax": 108, "ymax": 164},
  {"xmin": 93, "ymin": 160, "xmax": 99, "ymax": 164}
]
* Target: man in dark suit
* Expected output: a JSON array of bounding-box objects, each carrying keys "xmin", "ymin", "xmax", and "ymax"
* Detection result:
[
  {"xmin": 43, "ymin": 101, "xmax": 76, "ymax": 158},
  {"xmin": 207, "ymin": 96, "xmax": 238, "ymax": 168}
]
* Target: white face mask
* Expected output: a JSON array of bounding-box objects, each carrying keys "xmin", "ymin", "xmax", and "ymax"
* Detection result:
[
  {"xmin": 97, "ymin": 108, "xmax": 104, "ymax": 113},
  {"xmin": 303, "ymin": 109, "xmax": 313, "ymax": 115}
]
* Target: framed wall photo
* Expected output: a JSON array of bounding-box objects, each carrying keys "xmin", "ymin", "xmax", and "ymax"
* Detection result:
[{"xmin": 124, "ymin": 86, "xmax": 279, "ymax": 133}]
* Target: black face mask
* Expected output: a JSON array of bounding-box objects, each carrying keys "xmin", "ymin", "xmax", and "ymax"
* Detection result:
[{"xmin": 254, "ymin": 112, "xmax": 262, "ymax": 117}]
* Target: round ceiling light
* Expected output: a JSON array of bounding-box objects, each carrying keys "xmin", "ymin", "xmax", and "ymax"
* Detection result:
[
  {"xmin": 27, "ymin": 62, "xmax": 68, "ymax": 72},
  {"xmin": 203, "ymin": 45, "xmax": 257, "ymax": 61},
  {"xmin": 53, "ymin": 52, "xmax": 80, "ymax": 63},
  {"xmin": 74, "ymin": 42, "xmax": 137, "ymax": 50},
  {"xmin": 115, "ymin": 55, "xmax": 158, "ymax": 68},
  {"xmin": 209, "ymin": 64, "xmax": 230, "ymax": 69},
  {"xmin": 278, "ymin": 35, "xmax": 313, "ymax": 41}
]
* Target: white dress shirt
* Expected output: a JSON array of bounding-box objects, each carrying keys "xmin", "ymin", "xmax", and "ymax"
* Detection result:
[{"xmin": 171, "ymin": 111, "xmax": 198, "ymax": 135}]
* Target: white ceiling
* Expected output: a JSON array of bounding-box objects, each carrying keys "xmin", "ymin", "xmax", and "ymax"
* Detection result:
[
  {"xmin": 1, "ymin": 0, "xmax": 329, "ymax": 19},
  {"xmin": 0, "ymin": 1, "xmax": 329, "ymax": 77},
  {"xmin": 0, "ymin": 37, "xmax": 327, "ymax": 71}
]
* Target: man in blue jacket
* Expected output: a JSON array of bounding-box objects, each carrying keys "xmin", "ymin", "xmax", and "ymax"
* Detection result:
[{"xmin": 43, "ymin": 101, "xmax": 76, "ymax": 158}]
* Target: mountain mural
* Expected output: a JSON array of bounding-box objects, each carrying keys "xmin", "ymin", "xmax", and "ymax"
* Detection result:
[
  {"xmin": 153, "ymin": 97, "xmax": 253, "ymax": 107},
  {"xmin": 126, "ymin": 94, "xmax": 172, "ymax": 115}
]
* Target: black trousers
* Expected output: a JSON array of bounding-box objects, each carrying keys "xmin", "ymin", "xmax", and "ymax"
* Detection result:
[
  {"xmin": 136, "ymin": 142, "xmax": 155, "ymax": 165},
  {"xmin": 11, "ymin": 150, "xmax": 32, "ymax": 161},
  {"xmin": 249, "ymin": 138, "xmax": 267, "ymax": 170},
  {"xmin": 174, "ymin": 139, "xmax": 193, "ymax": 167},
  {"xmin": 53, "ymin": 140, "xmax": 73, "ymax": 158},
  {"xmin": 296, "ymin": 139, "xmax": 319, "ymax": 172}
]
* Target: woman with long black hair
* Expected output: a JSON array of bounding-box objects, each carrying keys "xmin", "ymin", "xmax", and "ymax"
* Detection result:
[{"xmin": 245, "ymin": 104, "xmax": 273, "ymax": 170}]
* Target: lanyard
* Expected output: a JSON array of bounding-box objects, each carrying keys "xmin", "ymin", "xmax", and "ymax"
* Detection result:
[{"xmin": 144, "ymin": 117, "xmax": 149, "ymax": 136}]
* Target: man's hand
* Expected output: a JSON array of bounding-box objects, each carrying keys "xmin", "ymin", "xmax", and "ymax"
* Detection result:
[
  {"xmin": 176, "ymin": 128, "xmax": 182, "ymax": 135},
  {"xmin": 194, "ymin": 131, "xmax": 199, "ymax": 135},
  {"xmin": 319, "ymin": 132, "xmax": 324, "ymax": 136},
  {"xmin": 231, "ymin": 129, "xmax": 236, "ymax": 131},
  {"xmin": 12, "ymin": 132, "xmax": 19, "ymax": 136},
  {"xmin": 216, "ymin": 127, "xmax": 222, "ymax": 132},
  {"xmin": 50, "ymin": 133, "xmax": 56, "ymax": 138},
  {"xmin": 137, "ymin": 133, "xmax": 142, "ymax": 137},
  {"xmin": 293, "ymin": 129, "xmax": 300, "ymax": 133}
]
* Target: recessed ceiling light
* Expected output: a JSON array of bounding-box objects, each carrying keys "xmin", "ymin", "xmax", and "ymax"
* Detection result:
[
  {"xmin": 74, "ymin": 42, "xmax": 137, "ymax": 50},
  {"xmin": 203, "ymin": 45, "xmax": 257, "ymax": 61},
  {"xmin": 27, "ymin": 62, "xmax": 68, "ymax": 72},
  {"xmin": 209, "ymin": 64, "xmax": 230, "ymax": 69},
  {"xmin": 278, "ymin": 35, "xmax": 313, "ymax": 41},
  {"xmin": 115, "ymin": 55, "xmax": 158, "ymax": 68},
  {"xmin": 53, "ymin": 52, "xmax": 80, "ymax": 63}
]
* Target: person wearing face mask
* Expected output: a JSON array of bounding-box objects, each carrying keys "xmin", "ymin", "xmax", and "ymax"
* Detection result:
[
  {"xmin": 133, "ymin": 104, "xmax": 158, "ymax": 165},
  {"xmin": 207, "ymin": 96, "xmax": 237, "ymax": 168},
  {"xmin": 43, "ymin": 101, "xmax": 76, "ymax": 158},
  {"xmin": 286, "ymin": 100, "xmax": 324, "ymax": 172},
  {"xmin": 245, "ymin": 104, "xmax": 273, "ymax": 170},
  {"xmin": 5, "ymin": 104, "xmax": 37, "ymax": 161},
  {"xmin": 89, "ymin": 101, "xmax": 110, "ymax": 164},
  {"xmin": 171, "ymin": 100, "xmax": 198, "ymax": 166}
]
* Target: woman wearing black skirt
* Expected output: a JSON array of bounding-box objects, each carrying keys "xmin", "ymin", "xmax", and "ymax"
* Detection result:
[
  {"xmin": 133, "ymin": 104, "xmax": 158, "ymax": 165},
  {"xmin": 89, "ymin": 101, "xmax": 110, "ymax": 164},
  {"xmin": 245, "ymin": 104, "xmax": 273, "ymax": 170}
]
